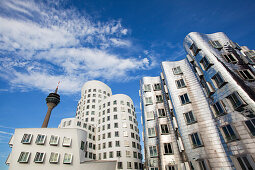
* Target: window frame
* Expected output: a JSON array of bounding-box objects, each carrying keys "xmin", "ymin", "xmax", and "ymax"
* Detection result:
[
  {"xmin": 238, "ymin": 69, "xmax": 255, "ymax": 81},
  {"xmin": 189, "ymin": 132, "xmax": 203, "ymax": 148},
  {"xmin": 160, "ymin": 124, "xmax": 170, "ymax": 134},
  {"xmin": 63, "ymin": 153, "xmax": 73, "ymax": 164},
  {"xmin": 172, "ymin": 66, "xmax": 183, "ymax": 75},
  {"xmin": 18, "ymin": 152, "xmax": 30, "ymax": 163},
  {"xmin": 35, "ymin": 134, "xmax": 46, "ymax": 145},
  {"xmin": 21, "ymin": 134, "xmax": 32, "ymax": 144},
  {"xmin": 34, "ymin": 152, "xmax": 45, "ymax": 163},
  {"xmin": 222, "ymin": 53, "xmax": 238, "ymax": 64},
  {"xmin": 176, "ymin": 78, "xmax": 186, "ymax": 89},
  {"xmin": 183, "ymin": 111, "xmax": 197, "ymax": 125},
  {"xmin": 200, "ymin": 56, "xmax": 212, "ymax": 70},
  {"xmin": 227, "ymin": 92, "xmax": 246, "ymax": 110},
  {"xmin": 179, "ymin": 93, "xmax": 191, "ymax": 105},
  {"xmin": 211, "ymin": 72, "xmax": 226, "ymax": 88},
  {"xmin": 244, "ymin": 118, "xmax": 255, "ymax": 137},
  {"xmin": 163, "ymin": 143, "xmax": 173, "ymax": 155},
  {"xmin": 209, "ymin": 40, "xmax": 223, "ymax": 49},
  {"xmin": 211, "ymin": 101, "xmax": 226, "ymax": 117},
  {"xmin": 220, "ymin": 124, "xmax": 238, "ymax": 142},
  {"xmin": 49, "ymin": 135, "xmax": 59, "ymax": 145},
  {"xmin": 62, "ymin": 137, "xmax": 72, "ymax": 147},
  {"xmin": 149, "ymin": 146, "xmax": 158, "ymax": 157},
  {"xmin": 49, "ymin": 152, "xmax": 60, "ymax": 163}
]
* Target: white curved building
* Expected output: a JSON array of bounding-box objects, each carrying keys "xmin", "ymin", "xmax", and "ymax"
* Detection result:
[{"xmin": 60, "ymin": 80, "xmax": 143, "ymax": 169}]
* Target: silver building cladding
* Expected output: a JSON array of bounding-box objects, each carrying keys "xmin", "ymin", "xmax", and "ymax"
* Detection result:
[{"xmin": 140, "ymin": 32, "xmax": 255, "ymax": 170}]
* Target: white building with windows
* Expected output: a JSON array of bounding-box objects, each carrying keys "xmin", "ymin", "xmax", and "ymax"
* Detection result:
[
  {"xmin": 6, "ymin": 80, "xmax": 142, "ymax": 170},
  {"xmin": 140, "ymin": 32, "xmax": 255, "ymax": 170}
]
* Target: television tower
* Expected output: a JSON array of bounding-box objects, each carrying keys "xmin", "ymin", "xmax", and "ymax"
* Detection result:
[{"xmin": 41, "ymin": 82, "xmax": 60, "ymax": 128}]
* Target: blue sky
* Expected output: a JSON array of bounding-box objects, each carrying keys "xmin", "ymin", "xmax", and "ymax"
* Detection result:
[{"xmin": 0, "ymin": 0, "xmax": 255, "ymax": 169}]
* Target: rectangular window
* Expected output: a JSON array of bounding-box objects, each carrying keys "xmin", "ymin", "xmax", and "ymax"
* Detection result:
[
  {"xmin": 244, "ymin": 50, "xmax": 255, "ymax": 59},
  {"xmin": 114, "ymin": 123, "xmax": 118, "ymax": 128},
  {"xmin": 109, "ymin": 151, "xmax": 113, "ymax": 158},
  {"xmin": 209, "ymin": 40, "xmax": 223, "ymax": 49},
  {"xmin": 161, "ymin": 124, "xmax": 169, "ymax": 134},
  {"xmin": 156, "ymin": 95, "xmax": 163, "ymax": 103},
  {"xmin": 21, "ymin": 134, "xmax": 32, "ymax": 144},
  {"xmin": 212, "ymin": 101, "xmax": 225, "ymax": 117},
  {"xmin": 149, "ymin": 146, "xmax": 158, "ymax": 157},
  {"xmin": 184, "ymin": 111, "xmax": 196, "ymax": 124},
  {"xmin": 164, "ymin": 143, "xmax": 173, "ymax": 154},
  {"xmin": 221, "ymin": 124, "xmax": 238, "ymax": 142},
  {"xmin": 227, "ymin": 92, "xmax": 246, "ymax": 109},
  {"xmin": 63, "ymin": 153, "xmax": 72, "ymax": 164},
  {"xmin": 80, "ymin": 141, "xmax": 85, "ymax": 150},
  {"xmin": 236, "ymin": 155, "xmax": 254, "ymax": 170},
  {"xmin": 144, "ymin": 84, "xmax": 151, "ymax": 92},
  {"xmin": 154, "ymin": 83, "xmax": 161, "ymax": 91},
  {"xmin": 34, "ymin": 152, "xmax": 45, "ymax": 163},
  {"xmin": 145, "ymin": 97, "xmax": 153, "ymax": 105},
  {"xmin": 222, "ymin": 53, "xmax": 238, "ymax": 64},
  {"xmin": 238, "ymin": 69, "xmax": 255, "ymax": 81},
  {"xmin": 176, "ymin": 79, "xmax": 186, "ymax": 88},
  {"xmin": 146, "ymin": 111, "xmax": 154, "ymax": 120},
  {"xmin": 18, "ymin": 152, "xmax": 30, "ymax": 163},
  {"xmin": 127, "ymin": 161, "xmax": 132, "ymax": 169},
  {"xmin": 198, "ymin": 159, "xmax": 209, "ymax": 170},
  {"xmin": 172, "ymin": 66, "xmax": 182, "ymax": 75},
  {"xmin": 35, "ymin": 134, "xmax": 46, "ymax": 145},
  {"xmin": 49, "ymin": 152, "xmax": 59, "ymax": 163},
  {"xmin": 180, "ymin": 93, "xmax": 190, "ymax": 105},
  {"xmin": 190, "ymin": 132, "xmax": 203, "ymax": 148},
  {"xmin": 116, "ymin": 141, "xmax": 120, "ymax": 147},
  {"xmin": 158, "ymin": 109, "xmax": 166, "ymax": 117},
  {"xmin": 126, "ymin": 150, "xmax": 131, "ymax": 157},
  {"xmin": 115, "ymin": 131, "xmax": 119, "ymax": 137},
  {"xmin": 212, "ymin": 72, "xmax": 226, "ymax": 88},
  {"xmin": 148, "ymin": 127, "xmax": 156, "ymax": 137},
  {"xmin": 200, "ymin": 56, "xmax": 212, "ymax": 70},
  {"xmin": 116, "ymin": 151, "xmax": 121, "ymax": 157},
  {"xmin": 190, "ymin": 43, "xmax": 199, "ymax": 56},
  {"xmin": 244, "ymin": 118, "xmax": 255, "ymax": 136},
  {"xmin": 49, "ymin": 135, "xmax": 59, "ymax": 145},
  {"xmin": 63, "ymin": 137, "xmax": 72, "ymax": 147},
  {"xmin": 118, "ymin": 162, "xmax": 123, "ymax": 169}
]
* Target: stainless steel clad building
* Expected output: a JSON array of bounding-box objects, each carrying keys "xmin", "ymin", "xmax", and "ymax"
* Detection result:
[{"xmin": 140, "ymin": 32, "xmax": 255, "ymax": 170}]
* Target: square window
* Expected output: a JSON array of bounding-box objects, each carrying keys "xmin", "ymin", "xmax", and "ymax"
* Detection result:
[
  {"xmin": 156, "ymin": 95, "xmax": 163, "ymax": 103},
  {"xmin": 146, "ymin": 111, "xmax": 154, "ymax": 120},
  {"xmin": 172, "ymin": 66, "xmax": 182, "ymax": 75},
  {"xmin": 238, "ymin": 69, "xmax": 255, "ymax": 81},
  {"xmin": 164, "ymin": 143, "xmax": 173, "ymax": 154},
  {"xmin": 222, "ymin": 53, "xmax": 238, "ymax": 64},
  {"xmin": 244, "ymin": 118, "xmax": 255, "ymax": 136},
  {"xmin": 35, "ymin": 134, "xmax": 46, "ymax": 145},
  {"xmin": 116, "ymin": 151, "xmax": 121, "ymax": 157},
  {"xmin": 221, "ymin": 124, "xmax": 238, "ymax": 142},
  {"xmin": 145, "ymin": 97, "xmax": 153, "ymax": 105},
  {"xmin": 176, "ymin": 78, "xmax": 186, "ymax": 88},
  {"xmin": 114, "ymin": 114, "xmax": 118, "ymax": 119},
  {"xmin": 21, "ymin": 134, "xmax": 32, "ymax": 144},
  {"xmin": 154, "ymin": 83, "xmax": 161, "ymax": 91},
  {"xmin": 18, "ymin": 152, "xmax": 30, "ymax": 163},
  {"xmin": 144, "ymin": 84, "xmax": 151, "ymax": 92},
  {"xmin": 161, "ymin": 124, "xmax": 169, "ymax": 134},
  {"xmin": 209, "ymin": 40, "xmax": 222, "ymax": 49},
  {"xmin": 149, "ymin": 146, "xmax": 157, "ymax": 157},
  {"xmin": 49, "ymin": 135, "xmax": 59, "ymax": 145},
  {"xmin": 158, "ymin": 109, "xmax": 166, "ymax": 117},
  {"xmin": 148, "ymin": 127, "xmax": 156, "ymax": 137},
  {"xmin": 49, "ymin": 152, "xmax": 59, "ymax": 163},
  {"xmin": 63, "ymin": 153, "xmax": 72, "ymax": 164},
  {"xmin": 190, "ymin": 132, "xmax": 203, "ymax": 148},
  {"xmin": 180, "ymin": 93, "xmax": 190, "ymax": 105},
  {"xmin": 190, "ymin": 43, "xmax": 199, "ymax": 56},
  {"xmin": 115, "ymin": 141, "xmax": 120, "ymax": 147},
  {"xmin": 34, "ymin": 152, "xmax": 45, "ymax": 163},
  {"xmin": 184, "ymin": 111, "xmax": 196, "ymax": 124},
  {"xmin": 63, "ymin": 137, "xmax": 72, "ymax": 147},
  {"xmin": 212, "ymin": 101, "xmax": 225, "ymax": 117},
  {"xmin": 212, "ymin": 72, "xmax": 226, "ymax": 88},
  {"xmin": 126, "ymin": 150, "xmax": 131, "ymax": 157},
  {"xmin": 200, "ymin": 56, "xmax": 212, "ymax": 70},
  {"xmin": 227, "ymin": 92, "xmax": 246, "ymax": 109}
]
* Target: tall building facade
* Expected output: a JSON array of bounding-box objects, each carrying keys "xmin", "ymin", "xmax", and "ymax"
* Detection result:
[
  {"xmin": 140, "ymin": 32, "xmax": 255, "ymax": 170},
  {"xmin": 7, "ymin": 80, "xmax": 142, "ymax": 170}
]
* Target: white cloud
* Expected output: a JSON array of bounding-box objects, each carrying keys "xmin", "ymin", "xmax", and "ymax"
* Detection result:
[
  {"xmin": 0, "ymin": 131, "xmax": 13, "ymax": 135},
  {"xmin": 0, "ymin": 0, "xmax": 156, "ymax": 94}
]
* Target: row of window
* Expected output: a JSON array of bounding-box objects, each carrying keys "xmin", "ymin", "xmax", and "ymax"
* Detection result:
[
  {"xmin": 97, "ymin": 131, "xmax": 140, "ymax": 141},
  {"xmin": 98, "ymin": 150, "xmax": 142, "ymax": 160},
  {"xmin": 144, "ymin": 83, "xmax": 161, "ymax": 92},
  {"xmin": 99, "ymin": 101, "xmax": 134, "ymax": 109},
  {"xmin": 98, "ymin": 111, "xmax": 136, "ymax": 122},
  {"xmin": 98, "ymin": 140, "xmax": 141, "ymax": 150},
  {"xmin": 98, "ymin": 123, "xmax": 139, "ymax": 134},
  {"xmin": 21, "ymin": 134, "xmax": 72, "ymax": 146},
  {"xmin": 84, "ymin": 88, "xmax": 110, "ymax": 95},
  {"xmin": 117, "ymin": 161, "xmax": 142, "ymax": 169},
  {"xmin": 18, "ymin": 152, "xmax": 72, "ymax": 164}
]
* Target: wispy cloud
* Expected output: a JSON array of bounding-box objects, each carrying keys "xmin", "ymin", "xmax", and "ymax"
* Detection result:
[
  {"xmin": 0, "ymin": 0, "xmax": 156, "ymax": 94},
  {"xmin": 0, "ymin": 131, "xmax": 13, "ymax": 136}
]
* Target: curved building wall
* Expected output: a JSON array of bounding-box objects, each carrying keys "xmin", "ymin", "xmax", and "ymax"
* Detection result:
[{"xmin": 75, "ymin": 80, "xmax": 142, "ymax": 169}]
